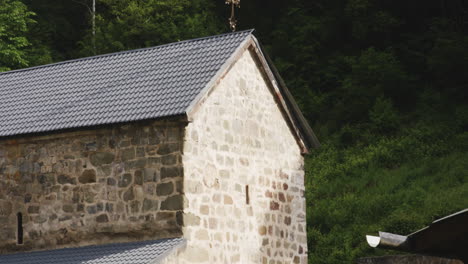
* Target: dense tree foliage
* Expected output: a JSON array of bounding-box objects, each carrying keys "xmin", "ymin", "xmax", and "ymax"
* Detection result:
[
  {"xmin": 1, "ymin": 0, "xmax": 467, "ymax": 263},
  {"xmin": 78, "ymin": 0, "xmax": 223, "ymax": 56},
  {"xmin": 0, "ymin": 0, "xmax": 35, "ymax": 71}
]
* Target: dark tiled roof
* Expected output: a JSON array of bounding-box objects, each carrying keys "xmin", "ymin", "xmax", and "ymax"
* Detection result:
[
  {"xmin": 0, "ymin": 30, "xmax": 253, "ymax": 137},
  {"xmin": 0, "ymin": 238, "xmax": 186, "ymax": 264}
]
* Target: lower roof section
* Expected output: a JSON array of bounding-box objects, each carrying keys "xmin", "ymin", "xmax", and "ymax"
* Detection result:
[
  {"xmin": 366, "ymin": 208, "xmax": 468, "ymax": 262},
  {"xmin": 0, "ymin": 237, "xmax": 186, "ymax": 264}
]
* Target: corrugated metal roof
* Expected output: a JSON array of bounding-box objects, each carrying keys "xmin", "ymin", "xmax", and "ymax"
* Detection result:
[
  {"xmin": 0, "ymin": 30, "xmax": 253, "ymax": 137},
  {"xmin": 0, "ymin": 238, "xmax": 186, "ymax": 264}
]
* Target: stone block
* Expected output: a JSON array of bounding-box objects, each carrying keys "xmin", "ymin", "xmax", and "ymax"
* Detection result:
[
  {"xmin": 118, "ymin": 173, "xmax": 133, "ymax": 188},
  {"xmin": 86, "ymin": 205, "xmax": 97, "ymax": 214},
  {"xmin": 62, "ymin": 204, "xmax": 74, "ymax": 213},
  {"xmin": 130, "ymin": 201, "xmax": 140, "ymax": 213},
  {"xmin": 134, "ymin": 170, "xmax": 143, "ymax": 185},
  {"xmin": 209, "ymin": 218, "xmax": 218, "ymax": 229},
  {"xmin": 175, "ymin": 180, "xmax": 183, "ymax": 193},
  {"xmin": 147, "ymin": 157, "xmax": 161, "ymax": 165},
  {"xmin": 121, "ymin": 148, "xmax": 135, "ymax": 161},
  {"xmin": 195, "ymin": 229, "xmax": 209, "ymax": 240},
  {"xmin": 79, "ymin": 169, "xmax": 96, "ymax": 184},
  {"xmin": 212, "ymin": 194, "xmax": 221, "ymax": 203},
  {"xmin": 161, "ymin": 155, "xmax": 177, "ymax": 165},
  {"xmin": 214, "ymin": 232, "xmax": 223, "ymax": 242},
  {"xmin": 107, "ymin": 177, "xmax": 116, "ymax": 186},
  {"xmin": 96, "ymin": 214, "xmax": 109, "ymax": 223},
  {"xmin": 123, "ymin": 188, "xmax": 135, "ymax": 202},
  {"xmin": 136, "ymin": 147, "xmax": 145, "ymax": 158},
  {"xmin": 183, "ymin": 247, "xmax": 209, "ymax": 263},
  {"xmin": 57, "ymin": 174, "xmax": 76, "ymax": 185},
  {"xmin": 90, "ymin": 152, "xmax": 115, "ymax": 166},
  {"xmin": 137, "ymin": 158, "xmax": 149, "ymax": 169},
  {"xmin": 224, "ymin": 195, "xmax": 233, "ymax": 204},
  {"xmin": 33, "ymin": 215, "xmax": 47, "ymax": 224},
  {"xmin": 200, "ymin": 205, "xmax": 209, "ymax": 215},
  {"xmin": 157, "ymin": 143, "xmax": 179, "ymax": 155},
  {"xmin": 28, "ymin": 205, "xmax": 40, "ymax": 214},
  {"xmin": 119, "ymin": 140, "xmax": 131, "ymax": 148},
  {"xmin": 83, "ymin": 187, "xmax": 97, "ymax": 203},
  {"xmin": 183, "ymin": 212, "xmax": 201, "ymax": 226},
  {"xmin": 100, "ymin": 165, "xmax": 112, "ymax": 176},
  {"xmin": 156, "ymin": 182, "xmax": 174, "ymax": 196},
  {"xmin": 0, "ymin": 201, "xmax": 12, "ymax": 216},
  {"xmin": 142, "ymin": 199, "xmax": 157, "ymax": 212},
  {"xmin": 24, "ymin": 193, "xmax": 32, "ymax": 203},
  {"xmin": 160, "ymin": 195, "xmax": 183, "ymax": 210},
  {"xmin": 105, "ymin": 203, "xmax": 114, "ymax": 213},
  {"xmin": 37, "ymin": 174, "xmax": 56, "ymax": 187},
  {"xmin": 270, "ymin": 201, "xmax": 280, "ymax": 210},
  {"xmin": 145, "ymin": 145, "xmax": 158, "ymax": 156},
  {"xmin": 278, "ymin": 192, "xmax": 286, "ymax": 202},
  {"xmin": 59, "ymin": 215, "xmax": 72, "ymax": 222},
  {"xmin": 134, "ymin": 186, "xmax": 144, "ymax": 200},
  {"xmin": 156, "ymin": 212, "xmax": 174, "ymax": 220},
  {"xmin": 219, "ymin": 170, "xmax": 230, "ymax": 178},
  {"xmin": 144, "ymin": 168, "xmax": 157, "ymax": 182},
  {"xmin": 161, "ymin": 167, "xmax": 181, "ymax": 179}
]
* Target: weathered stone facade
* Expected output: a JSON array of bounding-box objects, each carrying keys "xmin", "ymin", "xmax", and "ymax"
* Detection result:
[
  {"xmin": 0, "ymin": 44, "xmax": 309, "ymax": 263},
  {"xmin": 164, "ymin": 48, "xmax": 308, "ymax": 263},
  {"xmin": 0, "ymin": 119, "xmax": 185, "ymax": 253}
]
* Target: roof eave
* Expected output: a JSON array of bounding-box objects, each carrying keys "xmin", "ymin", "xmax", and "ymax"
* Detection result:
[{"xmin": 251, "ymin": 36, "xmax": 320, "ymax": 152}]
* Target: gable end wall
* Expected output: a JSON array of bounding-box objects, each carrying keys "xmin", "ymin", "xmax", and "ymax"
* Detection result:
[{"xmin": 171, "ymin": 49, "xmax": 308, "ymax": 264}]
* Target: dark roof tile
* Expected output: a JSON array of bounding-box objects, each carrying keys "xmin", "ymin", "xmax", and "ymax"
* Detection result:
[
  {"xmin": 0, "ymin": 30, "xmax": 253, "ymax": 137},
  {"xmin": 0, "ymin": 238, "xmax": 185, "ymax": 264}
]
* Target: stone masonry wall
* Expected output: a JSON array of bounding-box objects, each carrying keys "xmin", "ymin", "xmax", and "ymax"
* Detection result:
[
  {"xmin": 0, "ymin": 119, "xmax": 185, "ymax": 253},
  {"xmin": 167, "ymin": 49, "xmax": 308, "ymax": 264}
]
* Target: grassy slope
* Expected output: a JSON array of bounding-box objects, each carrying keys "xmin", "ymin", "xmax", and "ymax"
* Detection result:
[{"xmin": 305, "ymin": 124, "xmax": 468, "ymax": 263}]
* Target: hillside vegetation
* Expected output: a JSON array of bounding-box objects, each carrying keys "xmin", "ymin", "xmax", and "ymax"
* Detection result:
[
  {"xmin": 1, "ymin": 0, "xmax": 467, "ymax": 262},
  {"xmin": 306, "ymin": 121, "xmax": 468, "ymax": 263}
]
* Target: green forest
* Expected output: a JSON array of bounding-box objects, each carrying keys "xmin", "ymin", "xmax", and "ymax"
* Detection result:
[{"xmin": 1, "ymin": 0, "xmax": 467, "ymax": 262}]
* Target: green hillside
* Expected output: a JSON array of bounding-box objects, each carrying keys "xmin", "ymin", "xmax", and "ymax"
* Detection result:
[{"xmin": 306, "ymin": 124, "xmax": 468, "ymax": 263}]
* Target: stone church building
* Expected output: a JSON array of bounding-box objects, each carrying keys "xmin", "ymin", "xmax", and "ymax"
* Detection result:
[{"xmin": 0, "ymin": 30, "xmax": 319, "ymax": 263}]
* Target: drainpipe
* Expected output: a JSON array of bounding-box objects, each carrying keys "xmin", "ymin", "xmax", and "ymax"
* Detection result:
[{"xmin": 366, "ymin": 232, "xmax": 410, "ymax": 250}]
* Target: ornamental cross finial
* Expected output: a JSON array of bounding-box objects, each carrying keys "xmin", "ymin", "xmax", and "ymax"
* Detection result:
[{"xmin": 225, "ymin": 0, "xmax": 240, "ymax": 32}]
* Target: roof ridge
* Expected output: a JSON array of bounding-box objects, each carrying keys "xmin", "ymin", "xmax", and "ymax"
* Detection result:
[{"xmin": 0, "ymin": 29, "xmax": 254, "ymax": 76}]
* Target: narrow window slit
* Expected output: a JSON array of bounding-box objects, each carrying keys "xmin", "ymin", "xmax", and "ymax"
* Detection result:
[
  {"xmin": 17, "ymin": 212, "xmax": 23, "ymax": 245},
  {"xmin": 245, "ymin": 185, "xmax": 250, "ymax": 205}
]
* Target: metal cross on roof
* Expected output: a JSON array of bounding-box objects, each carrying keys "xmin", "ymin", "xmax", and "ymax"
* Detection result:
[{"xmin": 225, "ymin": 0, "xmax": 240, "ymax": 32}]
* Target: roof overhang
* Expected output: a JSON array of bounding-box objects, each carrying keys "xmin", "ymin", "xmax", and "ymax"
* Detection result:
[
  {"xmin": 366, "ymin": 209, "xmax": 468, "ymax": 262},
  {"xmin": 186, "ymin": 33, "xmax": 320, "ymax": 154}
]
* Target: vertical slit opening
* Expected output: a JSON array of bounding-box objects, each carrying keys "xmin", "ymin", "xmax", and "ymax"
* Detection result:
[
  {"xmin": 246, "ymin": 185, "xmax": 250, "ymax": 205},
  {"xmin": 17, "ymin": 212, "xmax": 23, "ymax": 245}
]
